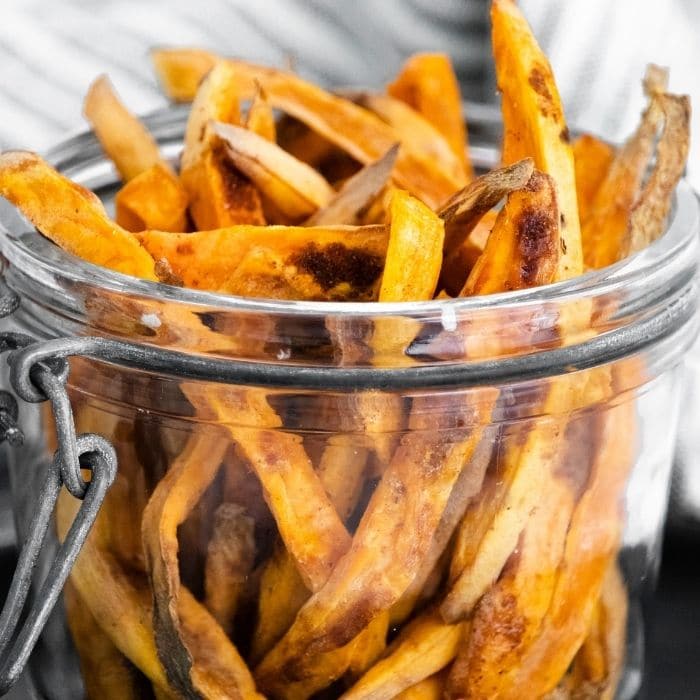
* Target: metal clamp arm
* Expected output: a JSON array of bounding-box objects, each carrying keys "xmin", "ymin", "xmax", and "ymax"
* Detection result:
[{"xmin": 0, "ymin": 280, "xmax": 117, "ymax": 696}]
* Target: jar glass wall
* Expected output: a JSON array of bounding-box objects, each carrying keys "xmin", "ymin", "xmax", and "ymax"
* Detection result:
[{"xmin": 1, "ymin": 111, "xmax": 698, "ymax": 699}]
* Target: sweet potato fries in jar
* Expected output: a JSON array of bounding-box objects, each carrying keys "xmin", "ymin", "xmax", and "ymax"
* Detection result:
[{"xmin": 0, "ymin": 1, "xmax": 696, "ymax": 698}]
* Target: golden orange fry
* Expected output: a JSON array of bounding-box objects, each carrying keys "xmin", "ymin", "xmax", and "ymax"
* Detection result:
[
  {"xmin": 84, "ymin": 74, "xmax": 167, "ymax": 182},
  {"xmin": 115, "ymin": 163, "xmax": 188, "ymax": 232},
  {"xmin": 137, "ymin": 224, "xmax": 388, "ymax": 300},
  {"xmin": 0, "ymin": 151, "xmax": 157, "ymax": 279},
  {"xmin": 492, "ymin": 0, "xmax": 582, "ymax": 280},
  {"xmin": 572, "ymin": 134, "xmax": 615, "ymax": 226},
  {"xmin": 388, "ymin": 52, "xmax": 473, "ymax": 179},
  {"xmin": 151, "ymin": 49, "xmax": 466, "ymax": 207},
  {"xmin": 180, "ymin": 60, "xmax": 265, "ymax": 229}
]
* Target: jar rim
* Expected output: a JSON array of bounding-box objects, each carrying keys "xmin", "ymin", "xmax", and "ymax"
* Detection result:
[{"xmin": 1, "ymin": 106, "xmax": 698, "ymax": 386}]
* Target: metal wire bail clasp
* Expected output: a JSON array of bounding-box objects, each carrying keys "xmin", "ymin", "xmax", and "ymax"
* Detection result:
[{"xmin": 0, "ymin": 279, "xmax": 117, "ymax": 695}]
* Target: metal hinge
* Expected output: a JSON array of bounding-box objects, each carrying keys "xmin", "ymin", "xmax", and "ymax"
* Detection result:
[{"xmin": 0, "ymin": 278, "xmax": 117, "ymax": 696}]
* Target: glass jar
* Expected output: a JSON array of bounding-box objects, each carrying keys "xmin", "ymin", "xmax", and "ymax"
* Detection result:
[{"xmin": 1, "ymin": 108, "xmax": 698, "ymax": 700}]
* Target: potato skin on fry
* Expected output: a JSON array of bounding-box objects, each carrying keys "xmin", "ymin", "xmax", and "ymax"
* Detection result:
[{"xmin": 0, "ymin": 151, "xmax": 158, "ymax": 279}]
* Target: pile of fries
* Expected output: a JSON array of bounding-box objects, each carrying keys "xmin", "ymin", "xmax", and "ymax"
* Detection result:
[{"xmin": 0, "ymin": 1, "xmax": 691, "ymax": 698}]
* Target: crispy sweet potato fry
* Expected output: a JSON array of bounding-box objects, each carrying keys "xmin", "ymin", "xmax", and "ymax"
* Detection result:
[
  {"xmin": 438, "ymin": 158, "xmax": 534, "ymax": 255},
  {"xmin": 572, "ymin": 134, "xmax": 615, "ymax": 225},
  {"xmin": 445, "ymin": 405, "xmax": 604, "ymax": 699},
  {"xmin": 246, "ymin": 83, "xmax": 277, "ymax": 141},
  {"xmin": 141, "ymin": 432, "xmax": 262, "ymax": 698},
  {"xmin": 204, "ymin": 503, "xmax": 256, "ymax": 636},
  {"xmin": 115, "ymin": 163, "xmax": 189, "ymax": 232},
  {"xmin": 211, "ymin": 120, "xmax": 334, "ymax": 221},
  {"xmin": 508, "ymin": 400, "xmax": 636, "ymax": 697},
  {"xmin": 84, "ymin": 74, "xmax": 167, "ymax": 182},
  {"xmin": 0, "ymin": 151, "xmax": 157, "ymax": 279},
  {"xmin": 354, "ymin": 92, "xmax": 467, "ymax": 185},
  {"xmin": 137, "ymin": 224, "xmax": 388, "ymax": 300},
  {"xmin": 581, "ymin": 68, "xmax": 668, "ymax": 268},
  {"xmin": 342, "ymin": 612, "xmax": 467, "ymax": 700},
  {"xmin": 388, "ymin": 52, "xmax": 472, "ymax": 179},
  {"xmin": 151, "ymin": 49, "xmax": 465, "ymax": 207},
  {"xmin": 254, "ymin": 402, "xmax": 495, "ymax": 692},
  {"xmin": 204, "ymin": 387, "xmax": 351, "ymax": 592},
  {"xmin": 462, "ymin": 170, "xmax": 559, "ymax": 295},
  {"xmin": 305, "ymin": 145, "xmax": 398, "ymax": 226},
  {"xmin": 625, "ymin": 94, "xmax": 691, "ymax": 256},
  {"xmin": 55, "ymin": 491, "xmax": 172, "ymax": 692},
  {"xmin": 379, "ymin": 189, "xmax": 445, "ymax": 301},
  {"xmin": 64, "ymin": 582, "xmax": 151, "ymax": 700},
  {"xmin": 180, "ymin": 61, "xmax": 265, "ymax": 229},
  {"xmin": 440, "ymin": 209, "xmax": 498, "ymax": 296},
  {"xmin": 565, "ymin": 564, "xmax": 628, "ymax": 700},
  {"xmin": 492, "ymin": 0, "xmax": 582, "ymax": 280}
]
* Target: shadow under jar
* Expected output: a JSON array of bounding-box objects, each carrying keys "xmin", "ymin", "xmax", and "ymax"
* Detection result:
[{"xmin": 1, "ymin": 109, "xmax": 699, "ymax": 700}]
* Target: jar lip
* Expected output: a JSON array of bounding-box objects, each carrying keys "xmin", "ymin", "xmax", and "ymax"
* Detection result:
[{"xmin": 0, "ymin": 103, "xmax": 697, "ymax": 318}]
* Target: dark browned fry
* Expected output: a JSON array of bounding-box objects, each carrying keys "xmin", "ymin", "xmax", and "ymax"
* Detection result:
[{"xmin": 438, "ymin": 158, "xmax": 534, "ymax": 254}]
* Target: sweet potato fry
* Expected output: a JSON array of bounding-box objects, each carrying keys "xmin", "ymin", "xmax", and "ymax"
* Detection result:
[
  {"xmin": 395, "ymin": 673, "xmax": 446, "ymax": 700},
  {"xmin": 84, "ymin": 74, "xmax": 167, "ymax": 182},
  {"xmin": 251, "ymin": 544, "xmax": 310, "ymax": 664},
  {"xmin": 305, "ymin": 145, "xmax": 398, "ymax": 226},
  {"xmin": 492, "ymin": 0, "xmax": 582, "ymax": 280},
  {"xmin": 438, "ymin": 158, "xmax": 534, "ymax": 255},
  {"xmin": 581, "ymin": 68, "xmax": 668, "ymax": 268},
  {"xmin": 572, "ymin": 134, "xmax": 615, "ymax": 226},
  {"xmin": 246, "ymin": 83, "xmax": 277, "ymax": 141},
  {"xmin": 439, "ymin": 209, "xmax": 498, "ymax": 296},
  {"xmin": 341, "ymin": 612, "xmax": 467, "ymax": 700},
  {"xmin": 625, "ymin": 94, "xmax": 691, "ymax": 256},
  {"xmin": 55, "ymin": 491, "xmax": 172, "ymax": 692},
  {"xmin": 204, "ymin": 386, "xmax": 351, "ymax": 592},
  {"xmin": 151, "ymin": 47, "xmax": 217, "ymax": 102},
  {"xmin": 64, "ymin": 582, "xmax": 151, "ymax": 699},
  {"xmin": 211, "ymin": 120, "xmax": 334, "ymax": 221},
  {"xmin": 137, "ymin": 224, "xmax": 388, "ymax": 300},
  {"xmin": 251, "ymin": 414, "xmax": 375, "ymax": 665},
  {"xmin": 180, "ymin": 61, "xmax": 265, "ymax": 229},
  {"xmin": 115, "ymin": 163, "xmax": 188, "ymax": 232},
  {"xmin": 141, "ymin": 432, "xmax": 262, "ymax": 698},
  {"xmin": 354, "ymin": 92, "xmax": 467, "ymax": 185},
  {"xmin": 379, "ymin": 189, "xmax": 445, "ymax": 302},
  {"xmin": 445, "ymin": 407, "xmax": 602, "ymax": 699},
  {"xmin": 566, "ymin": 563, "xmax": 628, "ymax": 700},
  {"xmin": 254, "ymin": 401, "xmax": 495, "ymax": 692},
  {"xmin": 0, "ymin": 151, "xmax": 157, "ymax": 279},
  {"xmin": 151, "ymin": 49, "xmax": 465, "ymax": 207},
  {"xmin": 387, "ymin": 52, "xmax": 472, "ymax": 179},
  {"xmin": 462, "ymin": 169, "xmax": 560, "ymax": 295},
  {"xmin": 203, "ymin": 502, "xmax": 256, "ymax": 636},
  {"xmin": 507, "ymin": 399, "xmax": 636, "ymax": 697}
]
